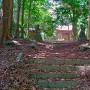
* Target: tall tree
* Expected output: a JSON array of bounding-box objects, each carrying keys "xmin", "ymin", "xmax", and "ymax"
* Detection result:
[
  {"xmin": 21, "ymin": 0, "xmax": 25, "ymax": 38},
  {"xmin": 3, "ymin": 0, "xmax": 10, "ymax": 40},
  {"xmin": 0, "ymin": 0, "xmax": 2, "ymax": 45},
  {"xmin": 27, "ymin": 0, "xmax": 33, "ymax": 32},
  {"xmin": 54, "ymin": 0, "xmax": 88, "ymax": 39},
  {"xmin": 0, "ymin": 0, "xmax": 10, "ymax": 45},
  {"xmin": 88, "ymin": 0, "xmax": 90, "ymax": 45},
  {"xmin": 15, "ymin": 0, "xmax": 21, "ymax": 38},
  {"xmin": 0, "ymin": 15, "xmax": 3, "ymax": 45},
  {"xmin": 29, "ymin": 0, "xmax": 55, "ymax": 36},
  {"xmin": 9, "ymin": 0, "xmax": 14, "ymax": 37}
]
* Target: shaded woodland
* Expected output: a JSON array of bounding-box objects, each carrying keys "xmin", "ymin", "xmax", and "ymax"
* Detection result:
[{"xmin": 0, "ymin": 0, "xmax": 90, "ymax": 90}]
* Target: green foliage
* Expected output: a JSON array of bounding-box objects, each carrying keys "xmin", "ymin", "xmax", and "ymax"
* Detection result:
[
  {"xmin": 12, "ymin": 0, "xmax": 55, "ymax": 38},
  {"xmin": 30, "ymin": 0, "xmax": 55, "ymax": 36},
  {"xmin": 55, "ymin": 0, "xmax": 88, "ymax": 23},
  {"xmin": 54, "ymin": 0, "xmax": 89, "ymax": 39},
  {"xmin": 4, "ymin": 41, "xmax": 15, "ymax": 46},
  {"xmin": 10, "ymin": 0, "xmax": 89, "ymax": 39},
  {"xmin": 0, "ymin": 0, "xmax": 2, "ymax": 10}
]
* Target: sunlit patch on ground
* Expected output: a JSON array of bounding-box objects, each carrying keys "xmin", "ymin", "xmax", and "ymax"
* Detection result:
[{"xmin": 12, "ymin": 40, "xmax": 21, "ymax": 45}]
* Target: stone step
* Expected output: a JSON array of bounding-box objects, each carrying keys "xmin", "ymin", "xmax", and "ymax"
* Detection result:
[
  {"xmin": 24, "ymin": 59, "xmax": 90, "ymax": 65},
  {"xmin": 35, "ymin": 65, "xmax": 77, "ymax": 72},
  {"xmin": 28, "ymin": 73, "xmax": 81, "ymax": 79},
  {"xmin": 34, "ymin": 81, "xmax": 80, "ymax": 88},
  {"xmin": 24, "ymin": 65, "xmax": 77, "ymax": 72}
]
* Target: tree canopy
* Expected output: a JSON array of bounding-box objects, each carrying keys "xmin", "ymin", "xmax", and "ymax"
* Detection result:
[{"xmin": 0, "ymin": 0, "xmax": 90, "ymax": 45}]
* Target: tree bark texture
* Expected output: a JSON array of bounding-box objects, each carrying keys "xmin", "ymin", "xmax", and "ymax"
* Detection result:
[
  {"xmin": 15, "ymin": 0, "xmax": 21, "ymax": 38},
  {"xmin": 88, "ymin": 16, "xmax": 90, "ymax": 45},
  {"xmin": 9, "ymin": 0, "xmax": 14, "ymax": 37},
  {"xmin": 0, "ymin": 17, "xmax": 3, "ymax": 45},
  {"xmin": 88, "ymin": 0, "xmax": 90, "ymax": 45},
  {"xmin": 0, "ymin": 0, "xmax": 10, "ymax": 45},
  {"xmin": 72, "ymin": 22, "xmax": 77, "ymax": 40},
  {"xmin": 28, "ymin": 0, "xmax": 33, "ymax": 32},
  {"xmin": 21, "ymin": 0, "xmax": 25, "ymax": 38}
]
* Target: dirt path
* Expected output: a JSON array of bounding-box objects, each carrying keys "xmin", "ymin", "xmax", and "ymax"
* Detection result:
[{"xmin": 0, "ymin": 39, "xmax": 90, "ymax": 90}]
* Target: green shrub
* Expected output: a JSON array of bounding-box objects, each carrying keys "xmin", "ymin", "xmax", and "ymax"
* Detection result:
[{"xmin": 4, "ymin": 41, "xmax": 15, "ymax": 46}]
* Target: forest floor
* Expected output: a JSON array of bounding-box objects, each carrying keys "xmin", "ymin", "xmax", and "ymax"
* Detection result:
[{"xmin": 0, "ymin": 39, "xmax": 90, "ymax": 90}]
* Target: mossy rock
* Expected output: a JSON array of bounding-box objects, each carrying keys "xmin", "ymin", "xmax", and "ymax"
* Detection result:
[
  {"xmin": 16, "ymin": 52, "xmax": 23, "ymax": 62},
  {"xmin": 79, "ymin": 44, "xmax": 90, "ymax": 51}
]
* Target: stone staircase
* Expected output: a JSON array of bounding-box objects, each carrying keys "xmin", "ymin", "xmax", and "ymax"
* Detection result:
[{"xmin": 23, "ymin": 59, "xmax": 90, "ymax": 89}]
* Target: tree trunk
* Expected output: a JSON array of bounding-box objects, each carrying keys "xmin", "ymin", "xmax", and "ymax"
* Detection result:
[
  {"xmin": 21, "ymin": 0, "xmax": 25, "ymax": 38},
  {"xmin": 88, "ymin": 0, "xmax": 90, "ymax": 45},
  {"xmin": 3, "ymin": 0, "xmax": 10, "ymax": 40},
  {"xmin": 0, "ymin": 17, "xmax": 3, "ymax": 45},
  {"xmin": 88, "ymin": 16, "xmax": 90, "ymax": 45},
  {"xmin": 9, "ymin": 0, "xmax": 14, "ymax": 37},
  {"xmin": 72, "ymin": 22, "xmax": 77, "ymax": 40},
  {"xmin": 27, "ymin": 0, "xmax": 32, "ymax": 32},
  {"xmin": 0, "ymin": 0, "xmax": 10, "ymax": 45},
  {"xmin": 15, "ymin": 0, "xmax": 21, "ymax": 38}
]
